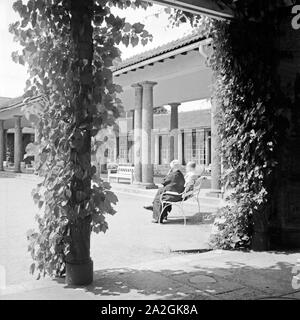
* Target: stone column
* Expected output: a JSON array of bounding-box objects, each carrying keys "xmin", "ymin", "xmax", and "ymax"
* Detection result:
[
  {"xmin": 205, "ymin": 133, "xmax": 211, "ymax": 166},
  {"xmin": 132, "ymin": 83, "xmax": 143, "ymax": 183},
  {"xmin": 178, "ymin": 130, "xmax": 183, "ymax": 164},
  {"xmin": 14, "ymin": 116, "xmax": 22, "ymax": 173},
  {"xmin": 140, "ymin": 81, "xmax": 157, "ymax": 188},
  {"xmin": 154, "ymin": 133, "xmax": 160, "ymax": 165},
  {"xmin": 211, "ymin": 98, "xmax": 221, "ymax": 190},
  {"xmin": 169, "ymin": 103, "xmax": 180, "ymax": 161},
  {"xmin": 114, "ymin": 135, "xmax": 118, "ymax": 162},
  {"xmin": 0, "ymin": 120, "xmax": 4, "ymax": 171}
]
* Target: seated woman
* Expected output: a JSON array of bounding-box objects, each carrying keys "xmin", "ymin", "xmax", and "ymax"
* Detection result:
[
  {"xmin": 143, "ymin": 159, "xmax": 185, "ymax": 223},
  {"xmin": 184, "ymin": 162, "xmax": 205, "ymax": 194},
  {"xmin": 184, "ymin": 161, "xmax": 198, "ymax": 192}
]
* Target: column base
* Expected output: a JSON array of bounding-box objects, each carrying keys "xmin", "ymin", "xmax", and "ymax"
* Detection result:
[
  {"xmin": 138, "ymin": 183, "xmax": 158, "ymax": 189},
  {"xmin": 65, "ymin": 259, "xmax": 93, "ymax": 286}
]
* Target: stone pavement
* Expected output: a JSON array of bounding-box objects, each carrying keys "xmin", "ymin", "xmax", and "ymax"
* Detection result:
[
  {"xmin": 1, "ymin": 171, "xmax": 299, "ymax": 300},
  {"xmin": 0, "ymin": 172, "xmax": 217, "ymax": 287},
  {"xmin": 1, "ymin": 250, "xmax": 300, "ymax": 300}
]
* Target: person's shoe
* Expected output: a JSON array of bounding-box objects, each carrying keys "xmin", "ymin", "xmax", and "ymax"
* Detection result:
[
  {"xmin": 143, "ymin": 205, "xmax": 153, "ymax": 211},
  {"xmin": 151, "ymin": 219, "xmax": 158, "ymax": 223},
  {"xmin": 159, "ymin": 215, "xmax": 165, "ymax": 224}
]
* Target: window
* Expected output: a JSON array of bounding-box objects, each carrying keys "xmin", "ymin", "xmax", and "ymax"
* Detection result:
[
  {"xmin": 116, "ymin": 136, "xmax": 120, "ymax": 159},
  {"xmin": 158, "ymin": 134, "xmax": 168, "ymax": 165},
  {"xmin": 127, "ymin": 133, "xmax": 134, "ymax": 164},
  {"xmin": 184, "ymin": 129, "xmax": 206, "ymax": 165},
  {"xmin": 158, "ymin": 135, "xmax": 162, "ymax": 165}
]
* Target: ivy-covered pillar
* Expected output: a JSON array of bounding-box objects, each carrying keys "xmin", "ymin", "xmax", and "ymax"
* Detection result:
[
  {"xmin": 65, "ymin": 0, "xmax": 94, "ymax": 286},
  {"xmin": 14, "ymin": 116, "xmax": 22, "ymax": 173},
  {"xmin": 140, "ymin": 81, "xmax": 157, "ymax": 189},
  {"xmin": 209, "ymin": 3, "xmax": 300, "ymax": 251},
  {"xmin": 0, "ymin": 120, "xmax": 4, "ymax": 171},
  {"xmin": 132, "ymin": 83, "xmax": 143, "ymax": 183},
  {"xmin": 267, "ymin": 7, "xmax": 300, "ymax": 249},
  {"xmin": 211, "ymin": 98, "xmax": 221, "ymax": 190}
]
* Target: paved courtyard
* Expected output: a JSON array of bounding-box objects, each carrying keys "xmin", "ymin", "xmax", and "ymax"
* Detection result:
[
  {"xmin": 0, "ymin": 173, "xmax": 215, "ymax": 286},
  {"xmin": 1, "ymin": 173, "xmax": 300, "ymax": 300}
]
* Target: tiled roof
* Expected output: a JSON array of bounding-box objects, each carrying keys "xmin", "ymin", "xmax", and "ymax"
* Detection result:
[
  {"xmin": 113, "ymin": 29, "xmax": 205, "ymax": 72},
  {"xmin": 0, "ymin": 96, "xmax": 23, "ymax": 111}
]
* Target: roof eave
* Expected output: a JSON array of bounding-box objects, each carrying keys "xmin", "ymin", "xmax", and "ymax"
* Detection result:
[{"xmin": 113, "ymin": 38, "xmax": 206, "ymax": 76}]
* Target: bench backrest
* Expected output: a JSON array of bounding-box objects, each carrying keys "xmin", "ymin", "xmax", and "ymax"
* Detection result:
[
  {"xmin": 117, "ymin": 166, "xmax": 134, "ymax": 175},
  {"xmin": 182, "ymin": 176, "xmax": 206, "ymax": 199}
]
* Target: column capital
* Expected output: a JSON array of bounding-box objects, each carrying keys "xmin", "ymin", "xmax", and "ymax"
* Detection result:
[
  {"xmin": 168, "ymin": 102, "xmax": 181, "ymax": 108},
  {"xmin": 140, "ymin": 81, "xmax": 157, "ymax": 88}
]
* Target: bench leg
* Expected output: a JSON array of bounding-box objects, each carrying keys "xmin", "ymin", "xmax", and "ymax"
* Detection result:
[
  {"xmin": 159, "ymin": 202, "xmax": 172, "ymax": 224},
  {"xmin": 179, "ymin": 203, "xmax": 186, "ymax": 226},
  {"xmin": 196, "ymin": 197, "xmax": 202, "ymax": 223}
]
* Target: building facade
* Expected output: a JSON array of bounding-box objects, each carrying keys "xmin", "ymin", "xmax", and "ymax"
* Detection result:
[{"xmin": 100, "ymin": 108, "xmax": 211, "ymax": 176}]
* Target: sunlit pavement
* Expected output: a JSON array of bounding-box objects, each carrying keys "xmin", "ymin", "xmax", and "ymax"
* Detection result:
[
  {"xmin": 1, "ymin": 173, "xmax": 300, "ymax": 300},
  {"xmin": 0, "ymin": 173, "xmax": 214, "ymax": 286}
]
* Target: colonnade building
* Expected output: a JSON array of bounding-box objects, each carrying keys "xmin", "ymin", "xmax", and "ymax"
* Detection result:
[{"xmin": 0, "ymin": 31, "xmax": 221, "ymax": 189}]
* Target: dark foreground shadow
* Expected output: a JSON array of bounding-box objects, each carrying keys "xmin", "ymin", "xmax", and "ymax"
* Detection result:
[{"xmin": 55, "ymin": 254, "xmax": 300, "ymax": 300}]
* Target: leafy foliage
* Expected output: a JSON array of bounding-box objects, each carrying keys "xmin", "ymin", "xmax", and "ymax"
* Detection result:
[
  {"xmin": 153, "ymin": 106, "xmax": 168, "ymax": 114},
  {"xmin": 208, "ymin": 16, "xmax": 291, "ymax": 249},
  {"xmin": 168, "ymin": 5, "xmax": 291, "ymax": 249},
  {"xmin": 10, "ymin": 0, "xmax": 152, "ymax": 278}
]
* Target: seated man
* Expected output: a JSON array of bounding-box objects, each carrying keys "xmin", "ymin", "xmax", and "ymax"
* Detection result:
[{"xmin": 144, "ymin": 159, "xmax": 185, "ymax": 223}]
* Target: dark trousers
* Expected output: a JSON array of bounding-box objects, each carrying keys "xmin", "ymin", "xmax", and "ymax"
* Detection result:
[{"xmin": 152, "ymin": 188, "xmax": 182, "ymax": 221}]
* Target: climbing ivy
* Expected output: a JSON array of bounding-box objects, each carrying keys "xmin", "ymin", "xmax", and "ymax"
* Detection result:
[
  {"xmin": 10, "ymin": 0, "xmax": 152, "ymax": 279},
  {"xmin": 208, "ymin": 10, "xmax": 292, "ymax": 249},
  {"xmin": 168, "ymin": 4, "xmax": 292, "ymax": 249}
]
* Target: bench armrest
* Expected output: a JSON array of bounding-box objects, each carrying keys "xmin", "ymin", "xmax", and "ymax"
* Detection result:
[{"xmin": 164, "ymin": 191, "xmax": 181, "ymax": 196}]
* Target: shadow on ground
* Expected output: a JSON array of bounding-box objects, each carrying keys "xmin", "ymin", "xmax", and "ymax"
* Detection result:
[
  {"xmin": 55, "ymin": 254, "xmax": 300, "ymax": 300},
  {"xmin": 0, "ymin": 172, "xmax": 18, "ymax": 178},
  {"xmin": 164, "ymin": 211, "xmax": 215, "ymax": 225}
]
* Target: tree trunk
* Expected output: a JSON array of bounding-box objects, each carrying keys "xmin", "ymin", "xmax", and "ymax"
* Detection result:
[{"xmin": 65, "ymin": 0, "xmax": 94, "ymax": 286}]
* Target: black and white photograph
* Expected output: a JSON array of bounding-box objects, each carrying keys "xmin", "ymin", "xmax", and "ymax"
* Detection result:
[{"xmin": 0, "ymin": 0, "xmax": 300, "ymax": 306}]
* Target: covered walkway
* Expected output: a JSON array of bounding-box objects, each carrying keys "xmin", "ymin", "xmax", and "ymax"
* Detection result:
[{"xmin": 112, "ymin": 31, "xmax": 220, "ymax": 188}]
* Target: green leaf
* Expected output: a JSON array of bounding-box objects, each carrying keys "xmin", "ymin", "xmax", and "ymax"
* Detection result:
[
  {"xmin": 105, "ymin": 190, "xmax": 118, "ymax": 205},
  {"xmin": 132, "ymin": 22, "xmax": 144, "ymax": 34},
  {"xmin": 30, "ymin": 263, "xmax": 35, "ymax": 274},
  {"xmin": 130, "ymin": 36, "xmax": 139, "ymax": 47},
  {"xmin": 123, "ymin": 22, "xmax": 131, "ymax": 32}
]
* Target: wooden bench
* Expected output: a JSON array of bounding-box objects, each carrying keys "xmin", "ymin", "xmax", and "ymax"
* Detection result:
[{"xmin": 107, "ymin": 165, "xmax": 134, "ymax": 184}]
